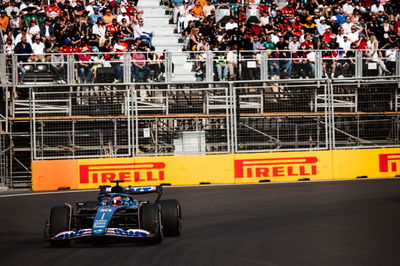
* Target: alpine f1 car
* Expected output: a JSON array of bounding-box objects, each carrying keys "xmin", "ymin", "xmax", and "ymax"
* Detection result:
[{"xmin": 44, "ymin": 181, "xmax": 182, "ymax": 246}]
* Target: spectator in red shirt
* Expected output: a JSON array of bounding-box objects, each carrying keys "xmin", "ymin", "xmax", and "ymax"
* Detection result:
[
  {"xmin": 78, "ymin": 47, "xmax": 93, "ymax": 83},
  {"xmin": 45, "ymin": 0, "xmax": 60, "ymax": 19},
  {"xmin": 281, "ymin": 2, "xmax": 295, "ymax": 20},
  {"xmin": 322, "ymin": 26, "xmax": 335, "ymax": 43},
  {"xmin": 292, "ymin": 17, "xmax": 303, "ymax": 36}
]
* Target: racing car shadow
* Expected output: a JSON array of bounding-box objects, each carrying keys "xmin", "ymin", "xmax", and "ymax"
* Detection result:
[{"xmin": 43, "ymin": 239, "xmax": 158, "ymax": 249}]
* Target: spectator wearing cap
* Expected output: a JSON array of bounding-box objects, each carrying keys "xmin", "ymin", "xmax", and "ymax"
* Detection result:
[
  {"xmin": 317, "ymin": 16, "xmax": 328, "ymax": 36},
  {"xmin": 322, "ymin": 25, "xmax": 335, "ymax": 43},
  {"xmin": 117, "ymin": 7, "xmax": 130, "ymax": 24},
  {"xmin": 0, "ymin": 10, "xmax": 9, "ymax": 33},
  {"xmin": 45, "ymin": 0, "xmax": 60, "ymax": 19},
  {"xmin": 339, "ymin": 35, "xmax": 352, "ymax": 52},
  {"xmin": 353, "ymin": 33, "xmax": 368, "ymax": 50},
  {"xmin": 114, "ymin": 35, "xmax": 128, "ymax": 51},
  {"xmin": 292, "ymin": 17, "xmax": 303, "ymax": 36},
  {"xmin": 303, "ymin": 17, "xmax": 317, "ymax": 35},
  {"xmin": 329, "ymin": 16, "xmax": 340, "ymax": 35},
  {"xmin": 89, "ymin": 6, "xmax": 102, "ymax": 25},
  {"xmin": 279, "ymin": 19, "xmax": 290, "ymax": 34}
]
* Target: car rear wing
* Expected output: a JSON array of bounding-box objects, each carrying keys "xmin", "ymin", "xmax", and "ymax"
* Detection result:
[{"xmin": 128, "ymin": 186, "xmax": 163, "ymax": 202}]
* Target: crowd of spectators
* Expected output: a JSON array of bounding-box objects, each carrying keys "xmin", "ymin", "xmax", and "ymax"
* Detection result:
[
  {"xmin": 171, "ymin": 0, "xmax": 400, "ymax": 80},
  {"xmin": 1, "ymin": 0, "xmax": 166, "ymax": 84},
  {"xmin": 0, "ymin": 0, "xmax": 399, "ymax": 84}
]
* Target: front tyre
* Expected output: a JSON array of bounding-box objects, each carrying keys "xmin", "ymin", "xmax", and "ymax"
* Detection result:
[
  {"xmin": 160, "ymin": 199, "xmax": 182, "ymax": 237},
  {"xmin": 141, "ymin": 203, "xmax": 163, "ymax": 245},
  {"xmin": 48, "ymin": 206, "xmax": 72, "ymax": 247}
]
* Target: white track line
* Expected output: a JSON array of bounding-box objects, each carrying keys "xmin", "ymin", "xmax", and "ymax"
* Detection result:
[{"xmin": 0, "ymin": 178, "xmax": 397, "ymax": 198}]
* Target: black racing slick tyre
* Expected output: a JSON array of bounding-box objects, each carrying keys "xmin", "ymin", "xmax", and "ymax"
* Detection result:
[
  {"xmin": 141, "ymin": 203, "xmax": 163, "ymax": 245},
  {"xmin": 160, "ymin": 199, "xmax": 182, "ymax": 237},
  {"xmin": 48, "ymin": 206, "xmax": 71, "ymax": 247}
]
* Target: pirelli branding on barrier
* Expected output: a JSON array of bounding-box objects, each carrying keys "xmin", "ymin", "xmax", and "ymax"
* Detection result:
[
  {"xmin": 31, "ymin": 148, "xmax": 400, "ymax": 191},
  {"xmin": 234, "ymin": 157, "xmax": 318, "ymax": 179},
  {"xmin": 379, "ymin": 153, "xmax": 400, "ymax": 173},
  {"xmin": 79, "ymin": 162, "xmax": 165, "ymax": 184},
  {"xmin": 78, "ymin": 161, "xmax": 166, "ymax": 189}
]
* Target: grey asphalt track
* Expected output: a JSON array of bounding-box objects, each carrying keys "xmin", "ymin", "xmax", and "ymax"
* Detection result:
[{"xmin": 1, "ymin": 179, "xmax": 399, "ymax": 266}]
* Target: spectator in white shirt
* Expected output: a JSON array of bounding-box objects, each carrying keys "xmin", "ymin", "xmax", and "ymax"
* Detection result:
[
  {"xmin": 203, "ymin": 0, "xmax": 215, "ymax": 17},
  {"xmin": 371, "ymin": 1, "xmax": 385, "ymax": 14},
  {"xmin": 31, "ymin": 36, "xmax": 45, "ymax": 61},
  {"xmin": 184, "ymin": 9, "xmax": 199, "ymax": 29},
  {"xmin": 225, "ymin": 18, "xmax": 238, "ymax": 31},
  {"xmin": 15, "ymin": 28, "xmax": 32, "ymax": 45},
  {"xmin": 28, "ymin": 19, "xmax": 40, "ymax": 38},
  {"xmin": 342, "ymin": 16, "xmax": 354, "ymax": 34},
  {"xmin": 317, "ymin": 17, "xmax": 328, "ymax": 36},
  {"xmin": 339, "ymin": 35, "xmax": 352, "ymax": 52},
  {"xmin": 342, "ymin": 0, "xmax": 355, "ymax": 16},
  {"xmin": 117, "ymin": 7, "xmax": 130, "ymax": 24},
  {"xmin": 347, "ymin": 26, "xmax": 359, "ymax": 42}
]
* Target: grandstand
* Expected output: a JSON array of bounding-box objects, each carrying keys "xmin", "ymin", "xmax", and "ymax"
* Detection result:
[{"xmin": 0, "ymin": 0, "xmax": 399, "ymax": 188}]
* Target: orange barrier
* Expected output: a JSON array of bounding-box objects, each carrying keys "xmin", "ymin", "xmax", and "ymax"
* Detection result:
[{"xmin": 31, "ymin": 148, "xmax": 400, "ymax": 191}]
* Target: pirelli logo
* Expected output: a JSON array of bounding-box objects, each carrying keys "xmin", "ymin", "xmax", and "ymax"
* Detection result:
[
  {"xmin": 79, "ymin": 162, "xmax": 165, "ymax": 184},
  {"xmin": 379, "ymin": 153, "xmax": 400, "ymax": 173},
  {"xmin": 234, "ymin": 157, "xmax": 318, "ymax": 178}
]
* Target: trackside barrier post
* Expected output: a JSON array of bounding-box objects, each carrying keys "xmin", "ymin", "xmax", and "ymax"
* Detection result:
[
  {"xmin": 206, "ymin": 51, "xmax": 214, "ymax": 82},
  {"xmin": 165, "ymin": 52, "xmax": 172, "ymax": 82},
  {"xmin": 260, "ymin": 51, "xmax": 268, "ymax": 81}
]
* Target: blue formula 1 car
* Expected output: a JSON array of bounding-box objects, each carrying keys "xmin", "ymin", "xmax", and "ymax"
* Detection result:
[{"xmin": 44, "ymin": 181, "xmax": 182, "ymax": 246}]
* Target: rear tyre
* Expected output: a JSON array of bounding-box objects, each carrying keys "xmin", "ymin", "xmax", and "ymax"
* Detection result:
[
  {"xmin": 160, "ymin": 199, "xmax": 182, "ymax": 237},
  {"xmin": 141, "ymin": 203, "xmax": 163, "ymax": 245},
  {"xmin": 48, "ymin": 206, "xmax": 71, "ymax": 247}
]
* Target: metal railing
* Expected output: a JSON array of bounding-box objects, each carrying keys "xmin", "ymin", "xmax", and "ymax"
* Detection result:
[
  {"xmin": 8, "ymin": 49, "xmax": 399, "ymax": 88},
  {"xmin": 0, "ymin": 114, "xmax": 9, "ymax": 187},
  {"xmin": 13, "ymin": 77, "xmax": 399, "ymax": 160}
]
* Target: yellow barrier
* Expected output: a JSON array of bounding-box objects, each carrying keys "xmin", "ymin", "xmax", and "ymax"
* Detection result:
[
  {"xmin": 332, "ymin": 148, "xmax": 400, "ymax": 179},
  {"xmin": 233, "ymin": 151, "xmax": 332, "ymax": 183},
  {"xmin": 31, "ymin": 148, "xmax": 400, "ymax": 191}
]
